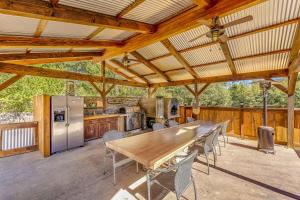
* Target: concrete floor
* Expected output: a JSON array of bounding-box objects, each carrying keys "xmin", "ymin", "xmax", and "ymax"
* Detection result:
[{"xmin": 0, "ymin": 137, "xmax": 299, "ymax": 200}]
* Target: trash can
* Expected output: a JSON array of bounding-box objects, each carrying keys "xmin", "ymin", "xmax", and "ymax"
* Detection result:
[{"xmin": 257, "ymin": 126, "xmax": 275, "ymax": 154}]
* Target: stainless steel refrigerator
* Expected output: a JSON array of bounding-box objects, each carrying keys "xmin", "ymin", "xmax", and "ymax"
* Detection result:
[{"xmin": 51, "ymin": 96, "xmax": 84, "ymax": 154}]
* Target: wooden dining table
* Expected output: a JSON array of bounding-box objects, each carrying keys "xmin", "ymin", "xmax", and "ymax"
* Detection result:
[{"xmin": 106, "ymin": 120, "xmax": 218, "ymax": 200}]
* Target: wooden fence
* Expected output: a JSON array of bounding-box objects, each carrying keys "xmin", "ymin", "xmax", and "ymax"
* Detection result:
[{"xmin": 0, "ymin": 121, "xmax": 39, "ymax": 157}]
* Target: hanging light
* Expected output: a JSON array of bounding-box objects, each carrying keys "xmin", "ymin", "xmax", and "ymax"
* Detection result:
[{"xmin": 212, "ymin": 30, "xmax": 219, "ymax": 42}]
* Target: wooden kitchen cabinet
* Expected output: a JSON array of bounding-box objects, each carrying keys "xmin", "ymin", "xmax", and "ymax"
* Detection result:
[{"xmin": 84, "ymin": 116, "xmax": 122, "ymax": 141}]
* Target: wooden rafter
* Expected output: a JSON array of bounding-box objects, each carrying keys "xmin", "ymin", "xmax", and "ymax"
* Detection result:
[
  {"xmin": 0, "ymin": 74, "xmax": 24, "ymax": 91},
  {"xmin": 0, "ymin": 62, "xmax": 147, "ymax": 87},
  {"xmin": 86, "ymin": 27, "xmax": 105, "ymax": 40},
  {"xmin": 0, "ymin": 0, "xmax": 154, "ymax": 33},
  {"xmin": 100, "ymin": 0, "xmax": 266, "ymax": 59},
  {"xmin": 0, "ymin": 35, "xmax": 123, "ymax": 48},
  {"xmin": 161, "ymin": 39, "xmax": 200, "ymax": 79},
  {"xmin": 109, "ymin": 59, "xmax": 150, "ymax": 84},
  {"xmin": 220, "ymin": 42, "xmax": 237, "ymax": 75},
  {"xmin": 106, "ymin": 64, "xmax": 136, "ymax": 82},
  {"xmin": 130, "ymin": 51, "xmax": 171, "ymax": 81},
  {"xmin": 193, "ymin": 0, "xmax": 212, "ymax": 7},
  {"xmin": 34, "ymin": 20, "xmax": 48, "ymax": 37},
  {"xmin": 150, "ymin": 69, "xmax": 288, "ymax": 87},
  {"xmin": 0, "ymin": 52, "xmax": 103, "ymax": 63},
  {"xmin": 117, "ymin": 0, "xmax": 146, "ymax": 19}
]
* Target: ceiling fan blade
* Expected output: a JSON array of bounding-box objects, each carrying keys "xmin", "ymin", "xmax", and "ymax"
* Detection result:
[
  {"xmin": 189, "ymin": 32, "xmax": 209, "ymax": 43},
  {"xmin": 197, "ymin": 19, "xmax": 212, "ymax": 28},
  {"xmin": 218, "ymin": 34, "xmax": 229, "ymax": 43},
  {"xmin": 223, "ymin": 15, "xmax": 253, "ymax": 28}
]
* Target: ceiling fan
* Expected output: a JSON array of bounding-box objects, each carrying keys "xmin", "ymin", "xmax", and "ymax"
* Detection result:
[
  {"xmin": 189, "ymin": 15, "xmax": 253, "ymax": 43},
  {"xmin": 121, "ymin": 52, "xmax": 140, "ymax": 67}
]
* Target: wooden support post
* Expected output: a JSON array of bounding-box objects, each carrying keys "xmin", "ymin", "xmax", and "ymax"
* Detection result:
[
  {"xmin": 195, "ymin": 84, "xmax": 200, "ymax": 107},
  {"xmin": 101, "ymin": 61, "xmax": 107, "ymax": 110},
  {"xmin": 148, "ymin": 87, "xmax": 157, "ymax": 98},
  {"xmin": 288, "ymin": 94, "xmax": 295, "ymax": 148}
]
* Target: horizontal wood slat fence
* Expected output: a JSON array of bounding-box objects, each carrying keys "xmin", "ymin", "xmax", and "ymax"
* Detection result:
[
  {"xmin": 177, "ymin": 106, "xmax": 300, "ymax": 147},
  {"xmin": 0, "ymin": 121, "xmax": 39, "ymax": 158}
]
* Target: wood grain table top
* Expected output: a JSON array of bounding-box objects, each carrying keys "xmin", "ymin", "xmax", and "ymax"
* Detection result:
[{"xmin": 106, "ymin": 120, "xmax": 218, "ymax": 169}]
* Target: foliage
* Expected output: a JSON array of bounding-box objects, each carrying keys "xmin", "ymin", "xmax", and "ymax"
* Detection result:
[{"xmin": 0, "ymin": 61, "xmax": 299, "ymax": 121}]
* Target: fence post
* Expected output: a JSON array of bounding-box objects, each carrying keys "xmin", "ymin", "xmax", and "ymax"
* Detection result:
[{"xmin": 240, "ymin": 103, "xmax": 244, "ymax": 139}]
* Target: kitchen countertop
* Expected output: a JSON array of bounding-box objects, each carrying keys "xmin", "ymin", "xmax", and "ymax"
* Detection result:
[{"xmin": 84, "ymin": 114, "xmax": 127, "ymax": 120}]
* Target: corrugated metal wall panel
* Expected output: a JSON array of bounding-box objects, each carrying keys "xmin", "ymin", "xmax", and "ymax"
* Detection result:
[
  {"xmin": 151, "ymin": 56, "xmax": 183, "ymax": 71},
  {"xmin": 221, "ymin": 0, "xmax": 300, "ymax": 37},
  {"xmin": 130, "ymin": 64, "xmax": 154, "ymax": 75},
  {"xmin": 181, "ymin": 43, "xmax": 225, "ymax": 66},
  {"xmin": 0, "ymin": 48, "xmax": 27, "ymax": 54},
  {"xmin": 166, "ymin": 69, "xmax": 194, "ymax": 81},
  {"xmin": 169, "ymin": 25, "xmax": 211, "ymax": 51},
  {"xmin": 41, "ymin": 21, "xmax": 98, "ymax": 39},
  {"xmin": 228, "ymin": 23, "xmax": 297, "ymax": 59},
  {"xmin": 194, "ymin": 63, "xmax": 232, "ymax": 78},
  {"xmin": 59, "ymin": 0, "xmax": 135, "ymax": 16},
  {"xmin": 0, "ymin": 14, "xmax": 39, "ymax": 36},
  {"xmin": 145, "ymin": 74, "xmax": 168, "ymax": 83},
  {"xmin": 123, "ymin": 0, "xmax": 194, "ymax": 24},
  {"xmin": 92, "ymin": 29, "xmax": 136, "ymax": 41},
  {"xmin": 234, "ymin": 52, "xmax": 290, "ymax": 74},
  {"xmin": 136, "ymin": 42, "xmax": 170, "ymax": 60}
]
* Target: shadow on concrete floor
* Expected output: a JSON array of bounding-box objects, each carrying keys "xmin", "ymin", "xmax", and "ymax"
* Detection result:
[{"xmin": 194, "ymin": 159, "xmax": 300, "ymax": 200}]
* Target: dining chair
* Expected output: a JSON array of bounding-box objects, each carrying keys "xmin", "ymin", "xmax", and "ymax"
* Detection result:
[
  {"xmin": 220, "ymin": 120, "xmax": 230, "ymax": 147},
  {"xmin": 153, "ymin": 123, "xmax": 166, "ymax": 131},
  {"xmin": 152, "ymin": 150, "xmax": 198, "ymax": 200},
  {"xmin": 186, "ymin": 117, "xmax": 194, "ymax": 123},
  {"xmin": 168, "ymin": 120, "xmax": 179, "ymax": 127},
  {"xmin": 193, "ymin": 126, "xmax": 221, "ymax": 174}
]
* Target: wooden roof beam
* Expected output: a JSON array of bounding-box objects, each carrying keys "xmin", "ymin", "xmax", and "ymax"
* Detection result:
[
  {"xmin": 288, "ymin": 19, "xmax": 300, "ymax": 96},
  {"xmin": 150, "ymin": 69, "xmax": 288, "ymax": 87},
  {"xmin": 100, "ymin": 0, "xmax": 266, "ymax": 59},
  {"xmin": 0, "ymin": 0, "xmax": 154, "ymax": 33},
  {"xmin": 0, "ymin": 74, "xmax": 24, "ymax": 91},
  {"xmin": 117, "ymin": 0, "xmax": 146, "ymax": 19},
  {"xmin": 220, "ymin": 42, "xmax": 237, "ymax": 75},
  {"xmin": 106, "ymin": 63, "xmax": 136, "ymax": 82},
  {"xmin": 0, "ymin": 35, "xmax": 122, "ymax": 48},
  {"xmin": 161, "ymin": 39, "xmax": 200, "ymax": 79},
  {"xmin": 86, "ymin": 27, "xmax": 105, "ymax": 40},
  {"xmin": 130, "ymin": 51, "xmax": 171, "ymax": 81},
  {"xmin": 109, "ymin": 59, "xmax": 150, "ymax": 84},
  {"xmin": 0, "ymin": 62, "xmax": 147, "ymax": 87}
]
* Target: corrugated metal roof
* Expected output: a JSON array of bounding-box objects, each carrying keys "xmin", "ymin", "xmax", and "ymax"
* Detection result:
[
  {"xmin": 107, "ymin": 60, "xmax": 139, "ymax": 78},
  {"xmin": 0, "ymin": 14, "xmax": 39, "ymax": 36},
  {"xmin": 123, "ymin": 0, "xmax": 194, "ymax": 24},
  {"xmin": 234, "ymin": 52, "xmax": 290, "ymax": 74},
  {"xmin": 181, "ymin": 43, "xmax": 225, "ymax": 66},
  {"xmin": 0, "ymin": 48, "xmax": 27, "ymax": 54},
  {"xmin": 58, "ymin": 0, "xmax": 135, "ymax": 16},
  {"xmin": 169, "ymin": 25, "xmax": 211, "ymax": 51},
  {"xmin": 194, "ymin": 63, "xmax": 232, "ymax": 78},
  {"xmin": 151, "ymin": 56, "xmax": 183, "ymax": 71},
  {"xmin": 129, "ymin": 64, "xmax": 154, "ymax": 75},
  {"xmin": 166, "ymin": 69, "xmax": 194, "ymax": 81},
  {"xmin": 228, "ymin": 23, "xmax": 297, "ymax": 59},
  {"xmin": 30, "ymin": 48, "xmax": 70, "ymax": 53},
  {"xmin": 72, "ymin": 48, "xmax": 104, "ymax": 52},
  {"xmin": 145, "ymin": 74, "xmax": 168, "ymax": 83},
  {"xmin": 92, "ymin": 28, "xmax": 136, "ymax": 41},
  {"xmin": 221, "ymin": 0, "xmax": 300, "ymax": 37},
  {"xmin": 41, "ymin": 21, "xmax": 98, "ymax": 39},
  {"xmin": 136, "ymin": 42, "xmax": 170, "ymax": 60}
]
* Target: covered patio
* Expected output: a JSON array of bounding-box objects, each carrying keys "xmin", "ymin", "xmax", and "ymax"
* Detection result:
[
  {"xmin": 0, "ymin": 137, "xmax": 299, "ymax": 200},
  {"xmin": 1, "ymin": 0, "xmax": 300, "ymax": 199}
]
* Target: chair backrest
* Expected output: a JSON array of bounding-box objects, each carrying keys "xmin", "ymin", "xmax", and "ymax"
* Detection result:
[
  {"xmin": 168, "ymin": 120, "xmax": 179, "ymax": 127},
  {"xmin": 174, "ymin": 150, "xmax": 198, "ymax": 198},
  {"xmin": 102, "ymin": 130, "xmax": 124, "ymax": 143},
  {"xmin": 152, "ymin": 123, "xmax": 166, "ymax": 131},
  {"xmin": 212, "ymin": 125, "xmax": 222, "ymax": 146},
  {"xmin": 186, "ymin": 117, "xmax": 194, "ymax": 123},
  {"xmin": 221, "ymin": 120, "xmax": 230, "ymax": 136},
  {"xmin": 201, "ymin": 125, "xmax": 221, "ymax": 153}
]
